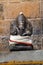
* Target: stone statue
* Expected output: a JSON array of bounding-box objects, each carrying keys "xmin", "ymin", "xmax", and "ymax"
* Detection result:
[{"xmin": 10, "ymin": 12, "xmax": 33, "ymax": 36}]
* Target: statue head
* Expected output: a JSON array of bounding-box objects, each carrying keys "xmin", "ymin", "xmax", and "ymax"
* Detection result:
[{"xmin": 18, "ymin": 12, "xmax": 26, "ymax": 30}]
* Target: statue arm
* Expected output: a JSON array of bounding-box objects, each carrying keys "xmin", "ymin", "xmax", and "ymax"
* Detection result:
[
  {"xmin": 22, "ymin": 20, "xmax": 33, "ymax": 36},
  {"xmin": 10, "ymin": 21, "xmax": 18, "ymax": 35}
]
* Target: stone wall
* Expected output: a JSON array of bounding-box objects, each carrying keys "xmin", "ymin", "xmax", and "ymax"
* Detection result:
[
  {"xmin": 0, "ymin": 0, "xmax": 43, "ymax": 50},
  {"xmin": 0, "ymin": 0, "xmax": 40, "ymax": 35}
]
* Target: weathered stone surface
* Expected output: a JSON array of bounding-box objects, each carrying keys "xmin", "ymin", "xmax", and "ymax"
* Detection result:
[
  {"xmin": 0, "ymin": 0, "xmax": 43, "ymax": 50},
  {"xmin": 4, "ymin": 2, "xmax": 39, "ymax": 19},
  {"xmin": 0, "ymin": 20, "xmax": 10, "ymax": 35}
]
